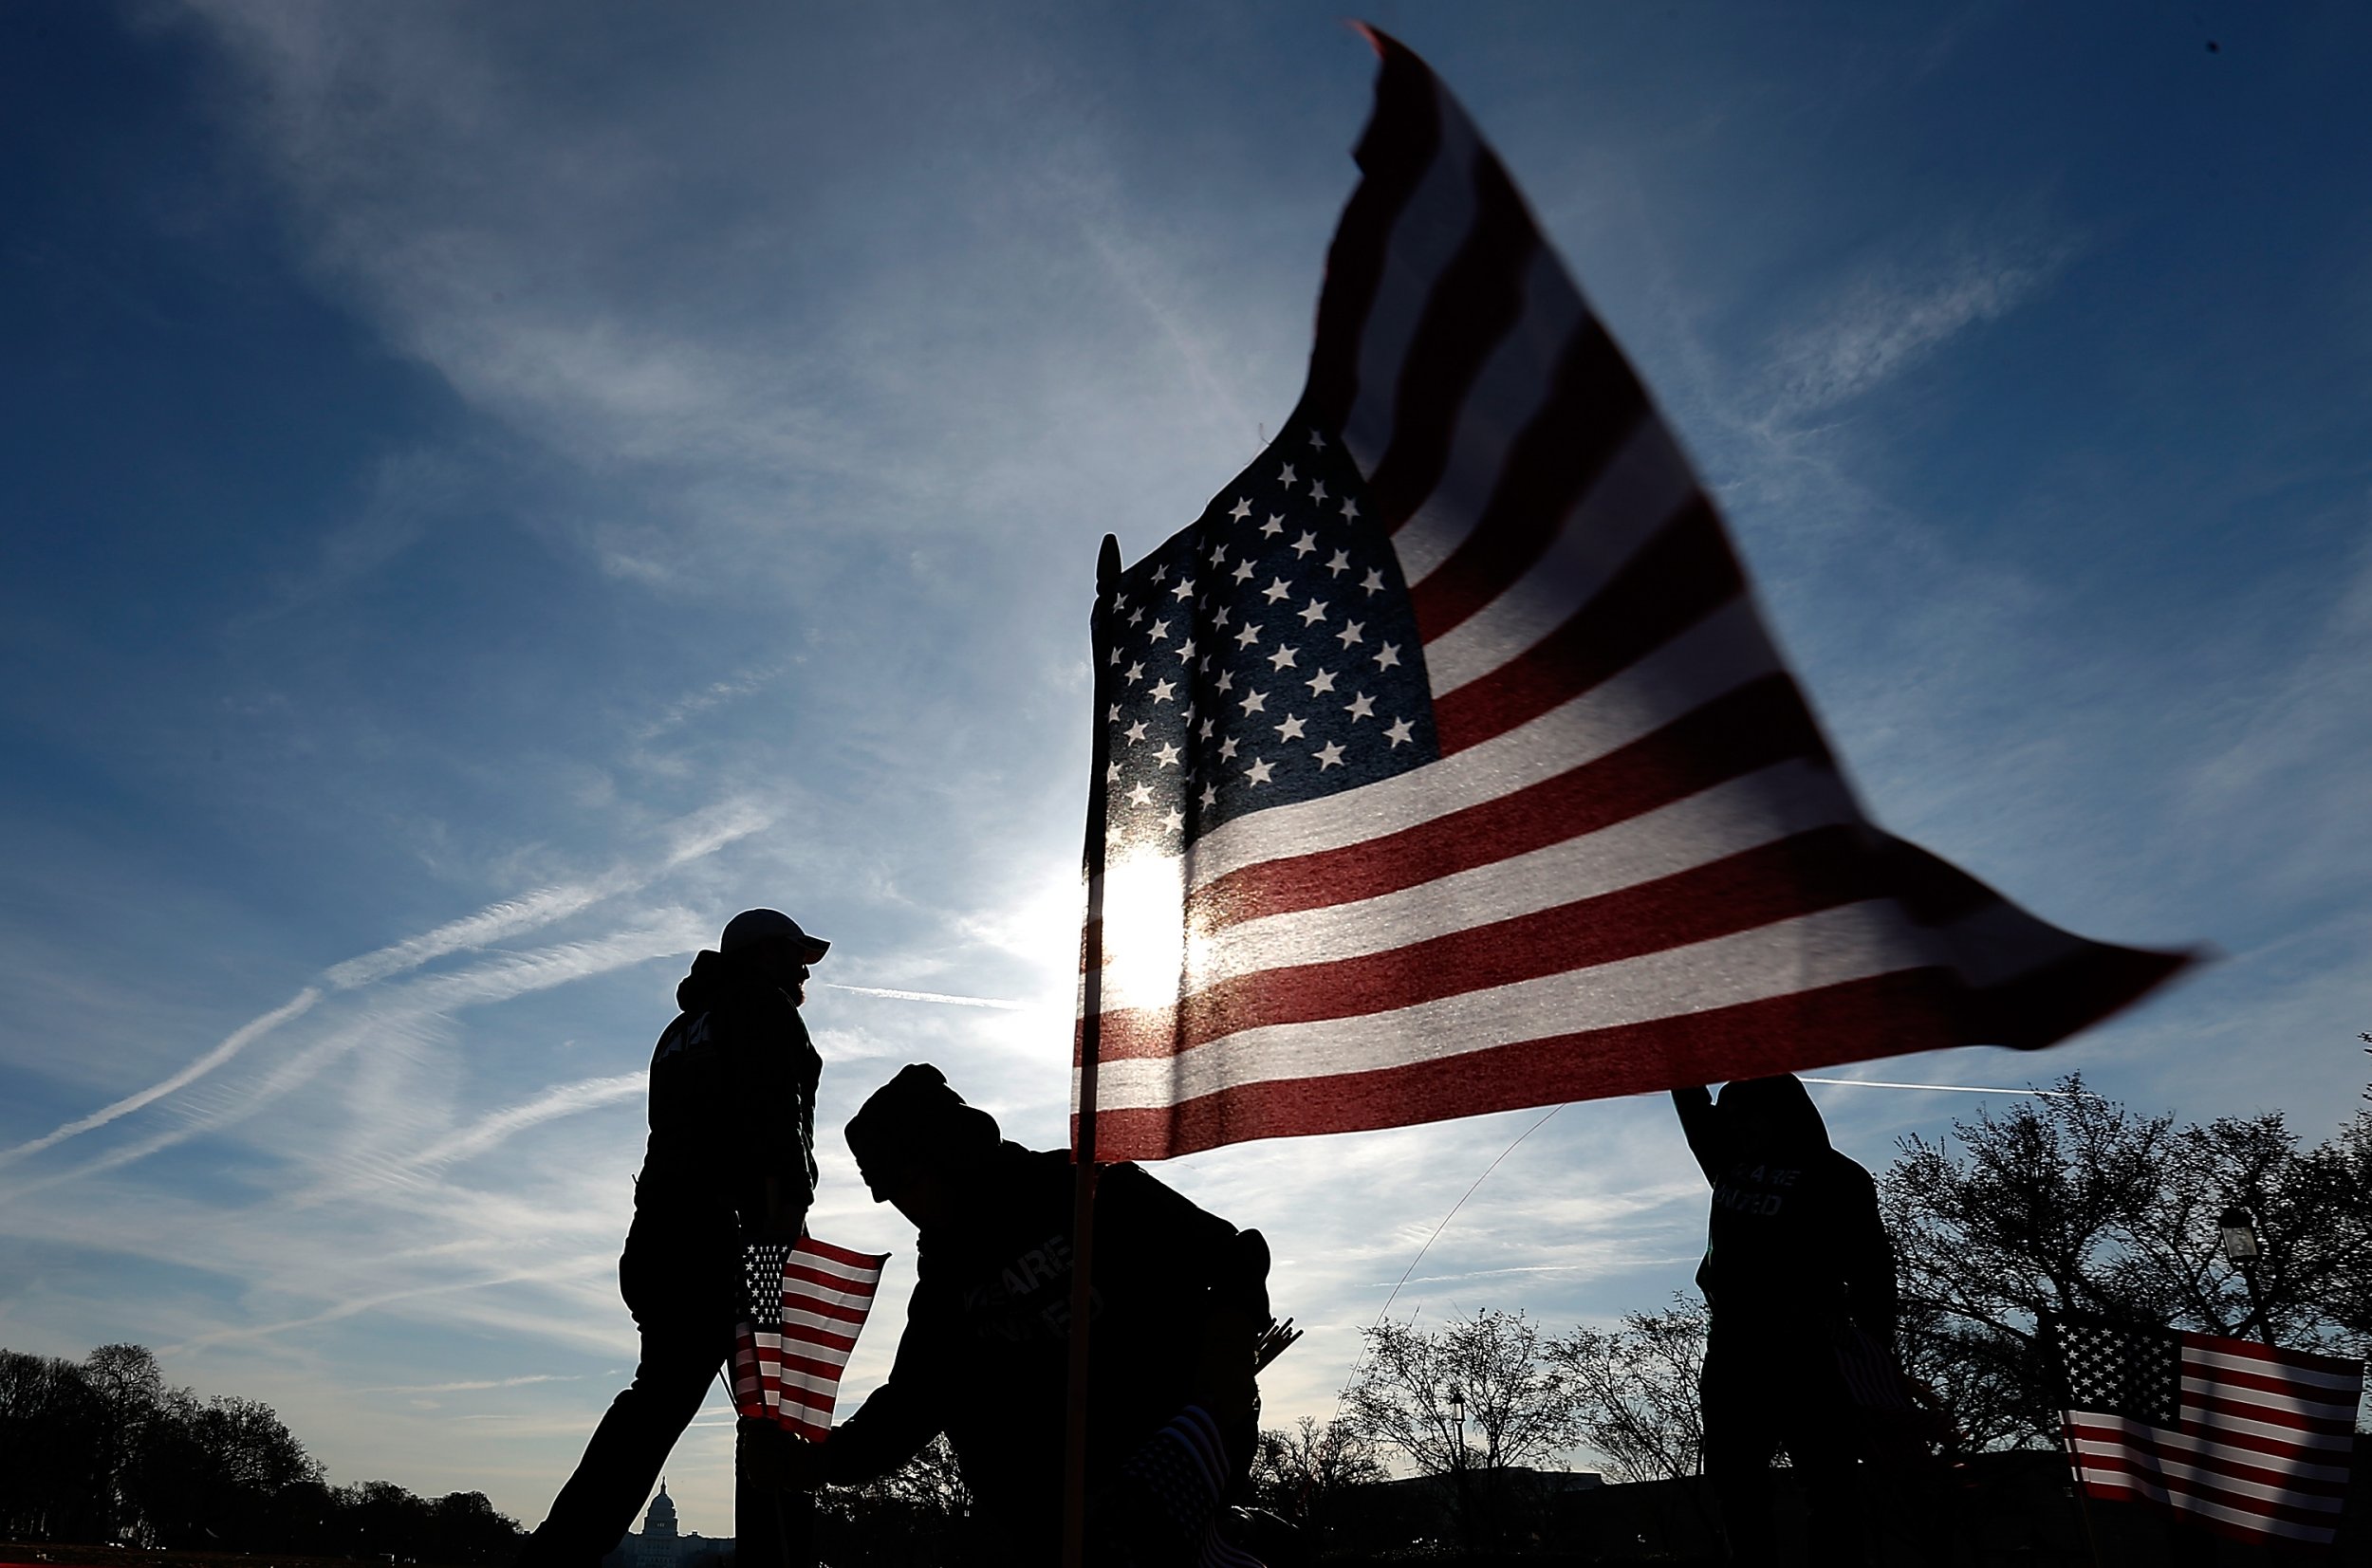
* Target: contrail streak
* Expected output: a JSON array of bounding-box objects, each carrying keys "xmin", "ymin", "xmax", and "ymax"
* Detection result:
[
  {"xmin": 1799, "ymin": 1076, "xmax": 2087, "ymax": 1098},
  {"xmin": 160, "ymin": 1264, "xmax": 567, "ymax": 1353},
  {"xmin": 408, "ymin": 1071, "xmax": 649, "ymax": 1171},
  {"xmin": 324, "ymin": 885, "xmax": 607, "ymax": 989},
  {"xmin": 0, "ymin": 988, "xmax": 322, "ymax": 1169},
  {"xmin": 354, "ymin": 1373, "xmax": 581, "ymax": 1394},
  {"xmin": 0, "ymin": 922, "xmax": 699, "ymax": 1204},
  {"xmin": 817, "ymin": 982, "xmax": 1028, "ymax": 1010},
  {"xmin": 0, "ymin": 800, "xmax": 766, "ymax": 1169}
]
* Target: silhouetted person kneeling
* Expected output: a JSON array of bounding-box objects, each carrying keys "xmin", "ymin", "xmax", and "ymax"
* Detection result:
[
  {"xmin": 1674, "ymin": 1075, "xmax": 1896, "ymax": 1568},
  {"xmin": 518, "ymin": 909, "xmax": 830, "ymax": 1568},
  {"xmin": 745, "ymin": 1064, "xmax": 1275, "ymax": 1567}
]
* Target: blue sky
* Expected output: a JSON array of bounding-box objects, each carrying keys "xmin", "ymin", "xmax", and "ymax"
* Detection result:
[{"xmin": 4, "ymin": 0, "xmax": 2367, "ymax": 1534}]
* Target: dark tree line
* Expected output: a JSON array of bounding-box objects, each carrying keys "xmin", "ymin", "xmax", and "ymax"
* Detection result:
[
  {"xmin": 9, "ymin": 1074, "xmax": 2365, "ymax": 1564},
  {"xmin": 0, "ymin": 1343, "xmax": 524, "ymax": 1562}
]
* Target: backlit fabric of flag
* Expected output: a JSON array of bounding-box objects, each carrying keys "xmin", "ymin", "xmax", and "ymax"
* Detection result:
[
  {"xmin": 2046, "ymin": 1313, "xmax": 2363, "ymax": 1546},
  {"xmin": 1074, "ymin": 28, "xmax": 2192, "ymax": 1162},
  {"xmin": 732, "ymin": 1235, "xmax": 888, "ymax": 1442}
]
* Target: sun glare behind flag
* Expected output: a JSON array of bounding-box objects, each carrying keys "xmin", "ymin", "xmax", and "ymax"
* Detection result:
[
  {"xmin": 2047, "ymin": 1314, "xmax": 2363, "ymax": 1547},
  {"xmin": 1072, "ymin": 28, "xmax": 2193, "ymax": 1163},
  {"xmin": 732, "ymin": 1235, "xmax": 888, "ymax": 1441}
]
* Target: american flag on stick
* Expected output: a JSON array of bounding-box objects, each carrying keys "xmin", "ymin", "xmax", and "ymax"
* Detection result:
[
  {"xmin": 2047, "ymin": 1313, "xmax": 2363, "ymax": 1547},
  {"xmin": 731, "ymin": 1235, "xmax": 888, "ymax": 1441},
  {"xmin": 1072, "ymin": 29, "xmax": 2192, "ymax": 1162}
]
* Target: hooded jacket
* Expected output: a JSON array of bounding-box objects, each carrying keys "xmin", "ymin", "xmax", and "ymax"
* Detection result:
[
  {"xmin": 818, "ymin": 1142, "xmax": 1269, "ymax": 1557},
  {"xmin": 1674, "ymin": 1078, "xmax": 1896, "ymax": 1342},
  {"xmin": 635, "ymin": 949, "xmax": 822, "ymax": 1230}
]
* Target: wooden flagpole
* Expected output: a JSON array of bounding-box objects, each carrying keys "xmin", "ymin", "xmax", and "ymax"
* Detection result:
[{"xmin": 1062, "ymin": 534, "xmax": 1122, "ymax": 1568}]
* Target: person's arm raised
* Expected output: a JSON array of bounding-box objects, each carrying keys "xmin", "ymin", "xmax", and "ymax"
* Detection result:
[{"xmin": 1671, "ymin": 1085, "xmax": 1723, "ymax": 1184}]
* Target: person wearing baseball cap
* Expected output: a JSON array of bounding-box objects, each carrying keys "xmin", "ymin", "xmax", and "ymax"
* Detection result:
[{"xmin": 519, "ymin": 909, "xmax": 832, "ymax": 1568}]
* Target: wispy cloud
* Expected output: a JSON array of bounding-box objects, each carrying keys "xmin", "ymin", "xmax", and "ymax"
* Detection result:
[
  {"xmin": 0, "ymin": 798, "xmax": 769, "ymax": 1179},
  {"xmin": 0, "ymin": 921, "xmax": 695, "ymax": 1207},
  {"xmin": 2175, "ymin": 533, "xmax": 2372, "ymax": 901},
  {"xmin": 287, "ymin": 1070, "xmax": 651, "ymax": 1209},
  {"xmin": 634, "ymin": 666, "xmax": 785, "ymax": 743},
  {"xmin": 159, "ymin": 1262, "xmax": 582, "ymax": 1355},
  {"xmin": 250, "ymin": 448, "xmax": 477, "ymax": 617},
  {"xmin": 324, "ymin": 887, "xmax": 616, "ymax": 990},
  {"xmin": 0, "ymin": 988, "xmax": 323, "ymax": 1170},
  {"xmin": 816, "ymin": 983, "xmax": 1027, "ymax": 1010},
  {"xmin": 1766, "ymin": 235, "xmax": 2073, "ymax": 417},
  {"xmin": 355, "ymin": 1373, "xmax": 582, "ymax": 1394},
  {"xmin": 408, "ymin": 1073, "xmax": 651, "ymax": 1172}
]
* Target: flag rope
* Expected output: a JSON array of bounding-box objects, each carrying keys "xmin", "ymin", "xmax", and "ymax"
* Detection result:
[{"xmin": 1370, "ymin": 1102, "xmax": 1566, "ymax": 1330}]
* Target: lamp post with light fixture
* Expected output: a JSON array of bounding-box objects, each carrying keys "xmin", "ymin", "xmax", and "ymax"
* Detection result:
[
  {"xmin": 2218, "ymin": 1203, "xmax": 2274, "ymax": 1348},
  {"xmin": 1445, "ymin": 1383, "xmax": 1473, "ymax": 1549}
]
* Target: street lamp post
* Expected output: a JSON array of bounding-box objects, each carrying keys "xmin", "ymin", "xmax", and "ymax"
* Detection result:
[
  {"xmin": 2218, "ymin": 1204, "xmax": 2274, "ymax": 1348},
  {"xmin": 1446, "ymin": 1384, "xmax": 1470, "ymax": 1549}
]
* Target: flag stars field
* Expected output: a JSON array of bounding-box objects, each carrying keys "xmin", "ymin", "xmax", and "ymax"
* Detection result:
[{"xmin": 1094, "ymin": 416, "xmax": 1441, "ymax": 856}]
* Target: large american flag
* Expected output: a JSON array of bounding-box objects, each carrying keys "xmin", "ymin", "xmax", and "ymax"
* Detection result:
[
  {"xmin": 731, "ymin": 1235, "xmax": 887, "ymax": 1442},
  {"xmin": 1073, "ymin": 30, "xmax": 2190, "ymax": 1163},
  {"xmin": 2047, "ymin": 1314, "xmax": 2363, "ymax": 1547}
]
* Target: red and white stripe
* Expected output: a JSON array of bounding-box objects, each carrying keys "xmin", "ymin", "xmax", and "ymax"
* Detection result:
[
  {"xmin": 732, "ymin": 1236, "xmax": 887, "ymax": 1442},
  {"xmin": 2064, "ymin": 1332, "xmax": 2363, "ymax": 1546},
  {"xmin": 1076, "ymin": 30, "xmax": 2189, "ymax": 1161}
]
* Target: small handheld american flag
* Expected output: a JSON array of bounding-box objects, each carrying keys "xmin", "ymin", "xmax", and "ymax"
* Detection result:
[
  {"xmin": 2045, "ymin": 1312, "xmax": 2363, "ymax": 1547},
  {"xmin": 732, "ymin": 1234, "xmax": 889, "ymax": 1441}
]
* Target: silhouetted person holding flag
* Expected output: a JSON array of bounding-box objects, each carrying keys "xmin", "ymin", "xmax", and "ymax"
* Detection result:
[
  {"xmin": 1674, "ymin": 1075, "xmax": 1897, "ymax": 1568},
  {"xmin": 743, "ymin": 1064, "xmax": 1277, "ymax": 1567},
  {"xmin": 518, "ymin": 909, "xmax": 829, "ymax": 1568}
]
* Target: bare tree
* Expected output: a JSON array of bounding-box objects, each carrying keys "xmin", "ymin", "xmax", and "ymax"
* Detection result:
[
  {"xmin": 2312, "ymin": 1107, "xmax": 2372, "ymax": 1351},
  {"xmin": 1344, "ymin": 1308, "xmax": 1576, "ymax": 1478},
  {"xmin": 1251, "ymin": 1414, "xmax": 1382, "ymax": 1535},
  {"xmin": 1882, "ymin": 1074, "xmax": 2372, "ymax": 1448},
  {"xmin": 82, "ymin": 1343, "xmax": 165, "ymax": 1540},
  {"xmin": 1545, "ymin": 1295, "xmax": 1707, "ymax": 1485},
  {"xmin": 1343, "ymin": 1308, "xmax": 1577, "ymax": 1546}
]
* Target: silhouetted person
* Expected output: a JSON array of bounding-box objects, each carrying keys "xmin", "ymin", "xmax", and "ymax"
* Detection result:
[
  {"xmin": 518, "ymin": 909, "xmax": 829, "ymax": 1568},
  {"xmin": 1674, "ymin": 1075, "xmax": 1896, "ymax": 1568},
  {"xmin": 745, "ymin": 1064, "xmax": 1274, "ymax": 1567}
]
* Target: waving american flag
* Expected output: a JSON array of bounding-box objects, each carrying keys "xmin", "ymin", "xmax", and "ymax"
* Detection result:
[
  {"xmin": 2048, "ymin": 1314, "xmax": 2363, "ymax": 1547},
  {"xmin": 732, "ymin": 1235, "xmax": 887, "ymax": 1441},
  {"xmin": 1074, "ymin": 30, "xmax": 2191, "ymax": 1162}
]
